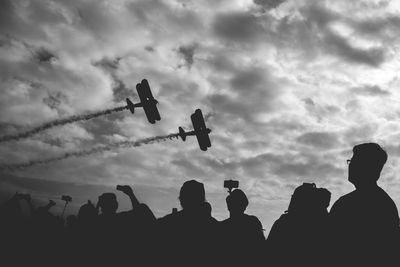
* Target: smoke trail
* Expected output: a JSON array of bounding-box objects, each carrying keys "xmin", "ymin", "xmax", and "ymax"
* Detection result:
[
  {"xmin": 0, "ymin": 106, "xmax": 127, "ymax": 143},
  {"xmin": 0, "ymin": 132, "xmax": 180, "ymax": 171}
]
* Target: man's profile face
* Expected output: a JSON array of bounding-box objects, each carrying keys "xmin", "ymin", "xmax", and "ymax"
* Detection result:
[
  {"xmin": 348, "ymin": 153, "xmax": 375, "ymax": 186},
  {"xmin": 348, "ymin": 153, "xmax": 361, "ymax": 185}
]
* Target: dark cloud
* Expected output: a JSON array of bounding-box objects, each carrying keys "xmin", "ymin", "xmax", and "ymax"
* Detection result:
[
  {"xmin": 254, "ymin": 0, "xmax": 286, "ymax": 11},
  {"xmin": 0, "ymin": 0, "xmax": 67, "ymax": 42},
  {"xmin": 300, "ymin": 3, "xmax": 387, "ymax": 67},
  {"xmin": 127, "ymin": 0, "xmax": 203, "ymax": 35},
  {"xmin": 43, "ymin": 92, "xmax": 68, "ymax": 110},
  {"xmin": 92, "ymin": 57, "xmax": 136, "ymax": 102},
  {"xmin": 178, "ymin": 43, "xmax": 198, "ymax": 68},
  {"xmin": 303, "ymin": 98, "xmax": 341, "ymax": 121},
  {"xmin": 208, "ymin": 66, "xmax": 283, "ymax": 122},
  {"xmin": 93, "ymin": 57, "xmax": 121, "ymax": 71},
  {"xmin": 145, "ymin": 46, "xmax": 155, "ymax": 52},
  {"xmin": 34, "ymin": 47, "xmax": 57, "ymax": 63},
  {"xmin": 297, "ymin": 131, "xmax": 340, "ymax": 149},
  {"xmin": 351, "ymin": 85, "xmax": 390, "ymax": 96},
  {"xmin": 303, "ymin": 3, "xmax": 338, "ymax": 28},
  {"xmin": 112, "ymin": 78, "xmax": 136, "ymax": 103},
  {"xmin": 324, "ymin": 31, "xmax": 385, "ymax": 67},
  {"xmin": 352, "ymin": 15, "xmax": 400, "ymax": 38},
  {"xmin": 213, "ymin": 12, "xmax": 265, "ymax": 43}
]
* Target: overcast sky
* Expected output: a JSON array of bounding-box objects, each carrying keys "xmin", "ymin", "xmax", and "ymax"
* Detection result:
[{"xmin": 1, "ymin": 0, "xmax": 400, "ymax": 232}]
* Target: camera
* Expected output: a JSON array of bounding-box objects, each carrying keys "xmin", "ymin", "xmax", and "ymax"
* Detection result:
[
  {"xmin": 62, "ymin": 195, "xmax": 72, "ymax": 202},
  {"xmin": 224, "ymin": 180, "xmax": 239, "ymax": 193}
]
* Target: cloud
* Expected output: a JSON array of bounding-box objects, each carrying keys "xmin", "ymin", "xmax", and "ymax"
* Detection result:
[
  {"xmin": 34, "ymin": 47, "xmax": 57, "ymax": 63},
  {"xmin": 324, "ymin": 31, "xmax": 386, "ymax": 67},
  {"xmin": 351, "ymin": 85, "xmax": 390, "ymax": 96},
  {"xmin": 43, "ymin": 92, "xmax": 67, "ymax": 111},
  {"xmin": 92, "ymin": 57, "xmax": 137, "ymax": 103},
  {"xmin": 207, "ymin": 66, "xmax": 284, "ymax": 122},
  {"xmin": 212, "ymin": 11, "xmax": 265, "ymax": 43},
  {"xmin": 254, "ymin": 0, "xmax": 286, "ymax": 11},
  {"xmin": 177, "ymin": 43, "xmax": 198, "ymax": 68},
  {"xmin": 301, "ymin": 3, "xmax": 387, "ymax": 67},
  {"xmin": 297, "ymin": 131, "xmax": 340, "ymax": 149}
]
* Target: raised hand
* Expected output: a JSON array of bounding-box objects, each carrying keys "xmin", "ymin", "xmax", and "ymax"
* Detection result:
[
  {"xmin": 116, "ymin": 185, "xmax": 134, "ymax": 196},
  {"xmin": 116, "ymin": 185, "xmax": 140, "ymax": 209}
]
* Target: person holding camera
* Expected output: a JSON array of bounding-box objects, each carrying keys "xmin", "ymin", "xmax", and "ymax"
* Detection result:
[
  {"xmin": 92, "ymin": 184, "xmax": 156, "ymax": 265},
  {"xmin": 157, "ymin": 180, "xmax": 218, "ymax": 266},
  {"xmin": 220, "ymin": 189, "xmax": 265, "ymax": 266}
]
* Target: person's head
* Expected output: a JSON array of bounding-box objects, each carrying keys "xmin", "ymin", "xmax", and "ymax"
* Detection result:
[
  {"xmin": 287, "ymin": 183, "xmax": 316, "ymax": 214},
  {"xmin": 316, "ymin": 188, "xmax": 331, "ymax": 211},
  {"xmin": 226, "ymin": 189, "xmax": 248, "ymax": 216},
  {"xmin": 179, "ymin": 180, "xmax": 205, "ymax": 210},
  {"xmin": 98, "ymin": 193, "xmax": 118, "ymax": 215},
  {"xmin": 78, "ymin": 200, "xmax": 97, "ymax": 222},
  {"xmin": 348, "ymin": 143, "xmax": 387, "ymax": 188}
]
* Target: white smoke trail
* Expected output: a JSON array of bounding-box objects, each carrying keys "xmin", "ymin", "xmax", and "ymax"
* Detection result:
[
  {"xmin": 0, "ymin": 132, "xmax": 180, "ymax": 171},
  {"xmin": 0, "ymin": 106, "xmax": 127, "ymax": 143}
]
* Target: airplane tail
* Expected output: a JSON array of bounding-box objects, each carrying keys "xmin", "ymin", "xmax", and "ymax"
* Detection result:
[
  {"xmin": 179, "ymin": 127, "xmax": 186, "ymax": 141},
  {"xmin": 126, "ymin": 98, "xmax": 135, "ymax": 114}
]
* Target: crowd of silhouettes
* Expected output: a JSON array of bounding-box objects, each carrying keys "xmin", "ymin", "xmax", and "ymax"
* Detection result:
[{"xmin": 1, "ymin": 143, "xmax": 399, "ymax": 266}]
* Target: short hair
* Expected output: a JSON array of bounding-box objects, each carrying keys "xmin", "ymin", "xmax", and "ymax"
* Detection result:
[
  {"xmin": 99, "ymin": 193, "xmax": 117, "ymax": 203},
  {"xmin": 98, "ymin": 193, "xmax": 118, "ymax": 213},
  {"xmin": 353, "ymin": 143, "xmax": 387, "ymax": 174},
  {"xmin": 179, "ymin": 180, "xmax": 205, "ymax": 208},
  {"xmin": 226, "ymin": 189, "xmax": 249, "ymax": 211}
]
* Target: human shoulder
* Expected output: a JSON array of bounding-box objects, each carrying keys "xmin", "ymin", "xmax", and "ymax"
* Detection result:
[
  {"xmin": 375, "ymin": 186, "xmax": 399, "ymax": 216},
  {"xmin": 158, "ymin": 210, "xmax": 182, "ymax": 223},
  {"xmin": 330, "ymin": 190, "xmax": 357, "ymax": 213},
  {"xmin": 243, "ymin": 214, "xmax": 263, "ymax": 228}
]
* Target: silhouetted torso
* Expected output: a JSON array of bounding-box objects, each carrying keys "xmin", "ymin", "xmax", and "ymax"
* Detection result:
[
  {"xmin": 330, "ymin": 185, "xmax": 399, "ymax": 265},
  {"xmin": 157, "ymin": 208, "xmax": 218, "ymax": 266},
  {"xmin": 266, "ymin": 183, "xmax": 331, "ymax": 267},
  {"xmin": 220, "ymin": 214, "xmax": 264, "ymax": 266}
]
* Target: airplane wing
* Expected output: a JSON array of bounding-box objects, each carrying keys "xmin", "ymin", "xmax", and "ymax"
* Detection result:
[
  {"xmin": 136, "ymin": 82, "xmax": 147, "ymax": 105},
  {"xmin": 136, "ymin": 80, "xmax": 161, "ymax": 123},
  {"xmin": 141, "ymin": 79, "xmax": 155, "ymax": 99},
  {"xmin": 191, "ymin": 109, "xmax": 211, "ymax": 151}
]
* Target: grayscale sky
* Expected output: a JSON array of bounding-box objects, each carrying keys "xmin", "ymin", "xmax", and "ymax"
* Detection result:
[{"xmin": 1, "ymin": 0, "xmax": 400, "ymax": 233}]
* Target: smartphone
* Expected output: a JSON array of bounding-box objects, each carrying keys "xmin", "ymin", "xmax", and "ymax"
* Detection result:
[{"xmin": 224, "ymin": 180, "xmax": 239, "ymax": 189}]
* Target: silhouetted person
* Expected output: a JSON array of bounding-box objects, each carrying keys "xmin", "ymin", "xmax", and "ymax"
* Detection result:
[
  {"xmin": 93, "ymin": 185, "xmax": 156, "ymax": 265},
  {"xmin": 220, "ymin": 189, "xmax": 264, "ymax": 266},
  {"xmin": 266, "ymin": 183, "xmax": 331, "ymax": 267},
  {"xmin": 157, "ymin": 180, "xmax": 218, "ymax": 266},
  {"xmin": 77, "ymin": 200, "xmax": 97, "ymax": 227},
  {"xmin": 0, "ymin": 193, "xmax": 37, "ymax": 265},
  {"xmin": 330, "ymin": 143, "xmax": 399, "ymax": 265}
]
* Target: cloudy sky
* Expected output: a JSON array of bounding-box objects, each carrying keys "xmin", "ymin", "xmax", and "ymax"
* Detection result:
[{"xmin": 1, "ymin": 0, "xmax": 400, "ymax": 233}]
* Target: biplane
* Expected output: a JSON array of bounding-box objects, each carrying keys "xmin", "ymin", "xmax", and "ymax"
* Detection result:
[
  {"xmin": 178, "ymin": 109, "xmax": 212, "ymax": 151},
  {"xmin": 126, "ymin": 79, "xmax": 161, "ymax": 124}
]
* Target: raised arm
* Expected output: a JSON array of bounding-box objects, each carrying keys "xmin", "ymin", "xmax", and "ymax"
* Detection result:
[{"xmin": 116, "ymin": 185, "xmax": 140, "ymax": 210}]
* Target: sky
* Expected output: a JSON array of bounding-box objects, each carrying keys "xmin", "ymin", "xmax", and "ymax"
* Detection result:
[{"xmin": 1, "ymin": 0, "xmax": 400, "ymax": 233}]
